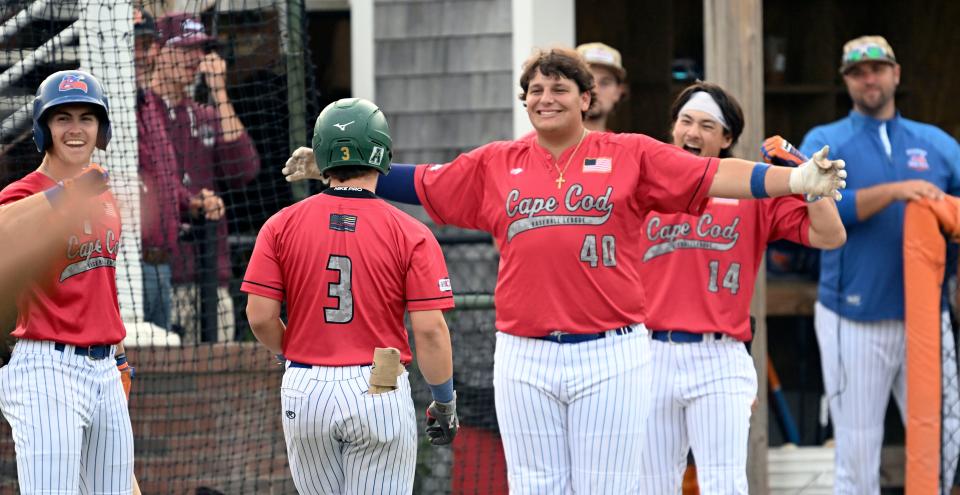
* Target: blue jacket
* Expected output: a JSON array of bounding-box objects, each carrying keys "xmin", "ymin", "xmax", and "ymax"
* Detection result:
[{"xmin": 801, "ymin": 111, "xmax": 960, "ymax": 321}]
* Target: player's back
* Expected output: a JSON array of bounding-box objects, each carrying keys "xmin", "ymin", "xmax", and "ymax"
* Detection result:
[{"xmin": 245, "ymin": 186, "xmax": 450, "ymax": 366}]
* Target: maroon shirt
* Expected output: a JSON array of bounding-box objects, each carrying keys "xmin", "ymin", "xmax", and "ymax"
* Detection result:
[
  {"xmin": 143, "ymin": 89, "xmax": 261, "ymax": 284},
  {"xmin": 138, "ymin": 91, "xmax": 192, "ymax": 255}
]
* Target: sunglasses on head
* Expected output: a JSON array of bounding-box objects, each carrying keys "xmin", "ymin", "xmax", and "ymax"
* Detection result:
[{"xmin": 845, "ymin": 44, "xmax": 889, "ymax": 63}]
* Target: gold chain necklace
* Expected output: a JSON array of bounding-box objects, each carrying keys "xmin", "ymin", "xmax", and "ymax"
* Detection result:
[{"xmin": 551, "ymin": 129, "xmax": 588, "ymax": 189}]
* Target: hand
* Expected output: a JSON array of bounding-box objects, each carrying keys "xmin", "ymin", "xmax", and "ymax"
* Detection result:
[
  {"xmin": 889, "ymin": 180, "xmax": 944, "ymax": 201},
  {"xmin": 788, "ymin": 145, "xmax": 847, "ymax": 201},
  {"xmin": 761, "ymin": 135, "xmax": 808, "ymax": 167},
  {"xmin": 425, "ymin": 393, "xmax": 459, "ymax": 446},
  {"xmin": 64, "ymin": 164, "xmax": 110, "ymax": 197},
  {"xmin": 282, "ymin": 146, "xmax": 324, "ymax": 182},
  {"xmin": 198, "ymin": 52, "xmax": 227, "ymax": 97},
  {"xmin": 116, "ymin": 353, "xmax": 135, "ymax": 401},
  {"xmin": 191, "ymin": 188, "xmax": 225, "ymax": 220}
]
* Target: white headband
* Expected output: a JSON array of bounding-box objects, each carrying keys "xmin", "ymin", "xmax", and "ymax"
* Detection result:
[{"xmin": 679, "ymin": 91, "xmax": 728, "ymax": 130}]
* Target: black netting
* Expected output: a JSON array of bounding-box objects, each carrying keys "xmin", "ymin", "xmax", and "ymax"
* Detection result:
[{"xmin": 0, "ymin": 2, "xmax": 506, "ymax": 493}]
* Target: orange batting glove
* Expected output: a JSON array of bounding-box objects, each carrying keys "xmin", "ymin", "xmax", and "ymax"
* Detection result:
[{"xmin": 761, "ymin": 135, "xmax": 808, "ymax": 167}]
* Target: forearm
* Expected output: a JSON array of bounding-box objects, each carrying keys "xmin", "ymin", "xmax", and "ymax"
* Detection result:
[
  {"xmin": 410, "ymin": 311, "xmax": 453, "ymax": 386},
  {"xmin": 212, "ymin": 90, "xmax": 245, "ymax": 142},
  {"xmin": 805, "ymin": 198, "xmax": 846, "ymax": 249},
  {"xmin": 375, "ymin": 163, "xmax": 420, "ymax": 204},
  {"xmin": 709, "ymin": 158, "xmax": 795, "ymax": 199},
  {"xmin": 250, "ymin": 318, "xmax": 285, "ymax": 355},
  {"xmin": 854, "ymin": 183, "xmax": 898, "ymax": 221}
]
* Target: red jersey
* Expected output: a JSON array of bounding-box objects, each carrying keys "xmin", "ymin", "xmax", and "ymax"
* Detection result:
[
  {"xmin": 241, "ymin": 187, "xmax": 455, "ymax": 366},
  {"xmin": 414, "ymin": 131, "xmax": 718, "ymax": 337},
  {"xmin": 0, "ymin": 171, "xmax": 125, "ymax": 345},
  {"xmin": 640, "ymin": 196, "xmax": 811, "ymax": 341}
]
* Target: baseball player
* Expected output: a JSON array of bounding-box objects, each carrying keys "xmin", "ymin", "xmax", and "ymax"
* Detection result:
[
  {"xmin": 281, "ymin": 47, "xmax": 846, "ymax": 494},
  {"xmin": 576, "ymin": 42, "xmax": 627, "ymax": 132},
  {"xmin": 0, "ymin": 70, "xmax": 136, "ymax": 494},
  {"xmin": 637, "ymin": 82, "xmax": 845, "ymax": 494},
  {"xmin": 242, "ymin": 98, "xmax": 458, "ymax": 494},
  {"xmin": 801, "ymin": 35, "xmax": 960, "ymax": 493}
]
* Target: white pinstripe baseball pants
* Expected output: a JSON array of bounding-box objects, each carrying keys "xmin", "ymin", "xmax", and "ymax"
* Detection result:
[
  {"xmin": 638, "ymin": 335, "xmax": 757, "ymax": 494},
  {"xmin": 493, "ymin": 325, "xmax": 651, "ymax": 495},
  {"xmin": 280, "ymin": 364, "xmax": 417, "ymax": 495},
  {"xmin": 0, "ymin": 340, "xmax": 134, "ymax": 495},
  {"xmin": 814, "ymin": 302, "xmax": 943, "ymax": 494}
]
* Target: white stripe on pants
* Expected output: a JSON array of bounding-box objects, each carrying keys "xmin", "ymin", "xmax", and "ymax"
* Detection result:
[
  {"xmin": 815, "ymin": 302, "xmax": 913, "ymax": 494},
  {"xmin": 638, "ymin": 335, "xmax": 757, "ymax": 495},
  {"xmin": 280, "ymin": 364, "xmax": 417, "ymax": 495},
  {"xmin": 0, "ymin": 340, "xmax": 134, "ymax": 495},
  {"xmin": 493, "ymin": 325, "xmax": 651, "ymax": 495}
]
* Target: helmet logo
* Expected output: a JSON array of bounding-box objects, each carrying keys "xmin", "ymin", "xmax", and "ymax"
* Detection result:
[
  {"xmin": 59, "ymin": 75, "xmax": 88, "ymax": 93},
  {"xmin": 369, "ymin": 146, "xmax": 385, "ymax": 166},
  {"xmin": 332, "ymin": 121, "xmax": 355, "ymax": 131}
]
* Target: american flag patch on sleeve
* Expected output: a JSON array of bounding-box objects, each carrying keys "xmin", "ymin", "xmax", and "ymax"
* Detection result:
[
  {"xmin": 329, "ymin": 213, "xmax": 358, "ymax": 232},
  {"xmin": 583, "ymin": 157, "xmax": 612, "ymax": 173}
]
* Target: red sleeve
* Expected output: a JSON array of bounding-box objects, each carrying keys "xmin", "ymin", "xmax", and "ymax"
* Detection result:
[
  {"xmin": 633, "ymin": 135, "xmax": 718, "ymax": 215},
  {"xmin": 241, "ymin": 216, "xmax": 284, "ymax": 301},
  {"xmin": 199, "ymin": 104, "xmax": 261, "ymax": 188},
  {"xmin": 763, "ymin": 195, "xmax": 811, "ymax": 245},
  {"xmin": 414, "ymin": 143, "xmax": 494, "ymax": 231},
  {"xmin": 405, "ymin": 227, "xmax": 455, "ymax": 312},
  {"xmin": 0, "ymin": 182, "xmax": 36, "ymax": 206}
]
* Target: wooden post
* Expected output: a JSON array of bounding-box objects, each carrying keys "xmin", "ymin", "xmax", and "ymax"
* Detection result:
[{"xmin": 703, "ymin": 0, "xmax": 767, "ymax": 492}]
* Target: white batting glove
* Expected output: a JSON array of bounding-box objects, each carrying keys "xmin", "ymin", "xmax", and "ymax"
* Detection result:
[
  {"xmin": 282, "ymin": 146, "xmax": 324, "ymax": 182},
  {"xmin": 788, "ymin": 145, "xmax": 847, "ymax": 201}
]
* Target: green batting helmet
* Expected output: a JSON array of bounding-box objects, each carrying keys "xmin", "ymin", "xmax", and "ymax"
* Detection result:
[{"xmin": 312, "ymin": 98, "xmax": 392, "ymax": 175}]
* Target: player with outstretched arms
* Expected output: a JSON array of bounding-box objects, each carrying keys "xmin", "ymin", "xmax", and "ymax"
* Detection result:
[{"xmin": 282, "ymin": 47, "xmax": 847, "ymax": 493}]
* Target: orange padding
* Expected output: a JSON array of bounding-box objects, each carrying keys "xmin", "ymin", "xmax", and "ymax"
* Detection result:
[{"xmin": 903, "ymin": 197, "xmax": 960, "ymax": 495}]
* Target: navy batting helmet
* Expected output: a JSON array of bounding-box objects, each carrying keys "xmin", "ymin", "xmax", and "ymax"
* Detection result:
[{"xmin": 33, "ymin": 70, "xmax": 111, "ymax": 153}]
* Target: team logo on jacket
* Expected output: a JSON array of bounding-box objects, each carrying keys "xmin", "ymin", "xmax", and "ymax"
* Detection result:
[
  {"xmin": 438, "ymin": 278, "xmax": 452, "ymax": 292},
  {"xmin": 58, "ymin": 74, "xmax": 88, "ymax": 93},
  {"xmin": 906, "ymin": 148, "xmax": 929, "ymax": 171},
  {"xmin": 643, "ymin": 213, "xmax": 741, "ymax": 261},
  {"xmin": 582, "ymin": 157, "xmax": 612, "ymax": 173},
  {"xmin": 504, "ymin": 184, "xmax": 613, "ymax": 241}
]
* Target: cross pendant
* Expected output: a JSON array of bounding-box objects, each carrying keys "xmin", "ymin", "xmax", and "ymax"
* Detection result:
[{"xmin": 555, "ymin": 175, "xmax": 565, "ymax": 189}]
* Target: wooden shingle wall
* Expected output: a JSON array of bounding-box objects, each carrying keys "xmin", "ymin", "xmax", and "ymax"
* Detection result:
[{"xmin": 374, "ymin": 0, "xmax": 514, "ymax": 164}]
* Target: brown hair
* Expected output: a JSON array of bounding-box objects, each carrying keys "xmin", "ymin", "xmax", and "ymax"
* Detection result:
[
  {"xmin": 518, "ymin": 47, "xmax": 596, "ymax": 119},
  {"xmin": 323, "ymin": 165, "xmax": 379, "ymax": 182},
  {"xmin": 669, "ymin": 81, "xmax": 744, "ymax": 158}
]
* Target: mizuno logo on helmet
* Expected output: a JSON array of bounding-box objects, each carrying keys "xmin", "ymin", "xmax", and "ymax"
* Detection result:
[
  {"xmin": 59, "ymin": 75, "xmax": 88, "ymax": 93},
  {"xmin": 332, "ymin": 121, "xmax": 355, "ymax": 131}
]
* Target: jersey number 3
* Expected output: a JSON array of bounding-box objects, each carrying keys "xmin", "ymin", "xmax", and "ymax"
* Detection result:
[{"xmin": 325, "ymin": 255, "xmax": 354, "ymax": 323}]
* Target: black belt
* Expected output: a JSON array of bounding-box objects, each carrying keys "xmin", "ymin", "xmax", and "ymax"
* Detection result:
[
  {"xmin": 289, "ymin": 361, "xmax": 312, "ymax": 369},
  {"xmin": 650, "ymin": 330, "xmax": 723, "ymax": 344},
  {"xmin": 54, "ymin": 343, "xmax": 112, "ymax": 360},
  {"xmin": 535, "ymin": 325, "xmax": 635, "ymax": 344}
]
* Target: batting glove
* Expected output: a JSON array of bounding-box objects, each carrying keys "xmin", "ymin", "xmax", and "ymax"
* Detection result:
[
  {"xmin": 45, "ymin": 164, "xmax": 110, "ymax": 208},
  {"xmin": 761, "ymin": 135, "xmax": 808, "ymax": 168},
  {"xmin": 788, "ymin": 145, "xmax": 847, "ymax": 201},
  {"xmin": 282, "ymin": 147, "xmax": 325, "ymax": 183},
  {"xmin": 116, "ymin": 352, "xmax": 135, "ymax": 401},
  {"xmin": 425, "ymin": 392, "xmax": 459, "ymax": 446}
]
